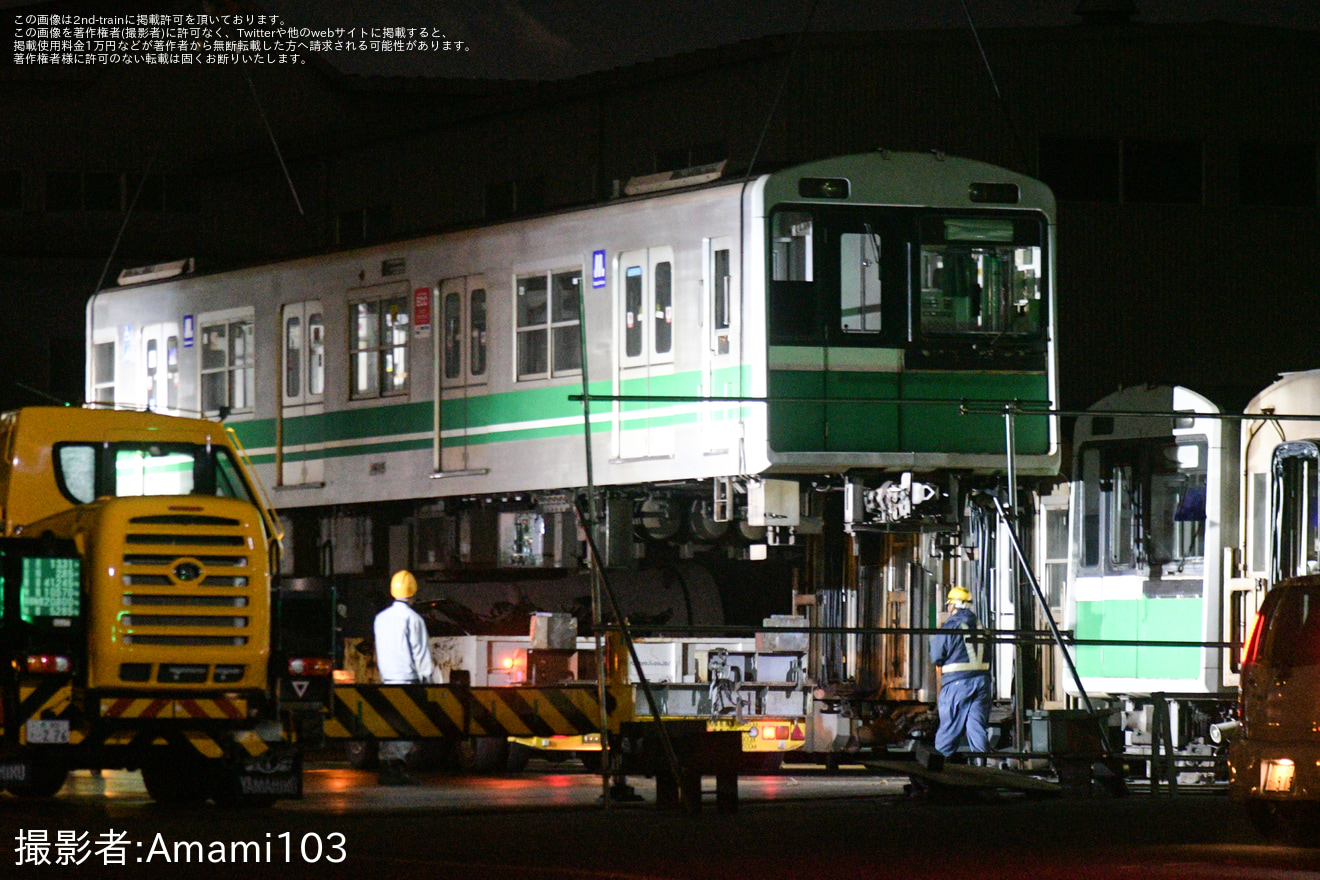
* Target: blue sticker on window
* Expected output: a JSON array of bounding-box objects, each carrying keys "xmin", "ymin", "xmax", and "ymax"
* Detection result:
[
  {"xmin": 592, "ymin": 250, "xmax": 607, "ymax": 289},
  {"xmin": 183, "ymin": 315, "xmax": 194, "ymax": 348}
]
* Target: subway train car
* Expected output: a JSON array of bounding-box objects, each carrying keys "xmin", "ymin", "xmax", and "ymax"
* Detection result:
[
  {"xmin": 1066, "ymin": 386, "xmax": 1246, "ymax": 774},
  {"xmin": 87, "ymin": 151, "xmax": 1058, "ymax": 755}
]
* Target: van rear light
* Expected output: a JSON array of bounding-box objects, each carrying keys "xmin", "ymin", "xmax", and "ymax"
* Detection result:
[
  {"xmin": 1242, "ymin": 608, "xmax": 1267, "ymax": 666},
  {"xmin": 25, "ymin": 654, "xmax": 71, "ymax": 674}
]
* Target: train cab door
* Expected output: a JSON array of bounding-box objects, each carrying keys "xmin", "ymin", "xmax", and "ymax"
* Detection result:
[
  {"xmin": 615, "ymin": 247, "xmax": 675, "ymax": 460},
  {"xmin": 279, "ymin": 300, "xmax": 325, "ymax": 487},
  {"xmin": 434, "ymin": 276, "xmax": 489, "ymax": 476},
  {"xmin": 702, "ymin": 237, "xmax": 739, "ymax": 454},
  {"xmin": 140, "ymin": 322, "xmax": 180, "ymax": 413}
]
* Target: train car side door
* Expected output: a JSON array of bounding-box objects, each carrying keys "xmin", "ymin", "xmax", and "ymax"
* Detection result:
[
  {"xmin": 279, "ymin": 300, "xmax": 325, "ymax": 486},
  {"xmin": 434, "ymin": 275, "xmax": 489, "ymax": 476},
  {"xmin": 616, "ymin": 246, "xmax": 676, "ymax": 460},
  {"xmin": 140, "ymin": 322, "xmax": 180, "ymax": 413}
]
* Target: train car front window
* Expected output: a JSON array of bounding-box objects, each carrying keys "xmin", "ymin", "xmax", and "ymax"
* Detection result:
[
  {"xmin": 919, "ymin": 216, "xmax": 1043, "ymax": 339},
  {"xmin": 1078, "ymin": 438, "xmax": 1208, "ymax": 577},
  {"xmin": 840, "ymin": 230, "xmax": 881, "ymax": 333}
]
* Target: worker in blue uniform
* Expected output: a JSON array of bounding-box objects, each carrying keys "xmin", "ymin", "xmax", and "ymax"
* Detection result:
[
  {"xmin": 930, "ymin": 585, "xmax": 992, "ymax": 761},
  {"xmin": 373, "ymin": 569, "xmax": 442, "ymax": 785}
]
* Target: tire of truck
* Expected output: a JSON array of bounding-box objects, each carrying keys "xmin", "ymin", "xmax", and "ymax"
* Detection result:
[
  {"xmin": 141, "ymin": 752, "xmax": 208, "ymax": 805},
  {"xmin": 344, "ymin": 740, "xmax": 379, "ymax": 770},
  {"xmin": 453, "ymin": 736, "xmax": 510, "ymax": 773},
  {"xmin": 4, "ymin": 760, "xmax": 68, "ymax": 799}
]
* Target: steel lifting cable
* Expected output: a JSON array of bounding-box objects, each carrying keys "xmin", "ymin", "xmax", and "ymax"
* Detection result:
[{"xmin": 959, "ymin": 0, "xmax": 1029, "ymax": 170}]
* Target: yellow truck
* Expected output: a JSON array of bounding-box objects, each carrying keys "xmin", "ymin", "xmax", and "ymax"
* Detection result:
[{"xmin": 0, "ymin": 406, "xmax": 300, "ymax": 802}]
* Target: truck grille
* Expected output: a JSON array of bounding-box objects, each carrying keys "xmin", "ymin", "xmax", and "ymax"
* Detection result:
[{"xmin": 114, "ymin": 513, "xmax": 263, "ymax": 671}]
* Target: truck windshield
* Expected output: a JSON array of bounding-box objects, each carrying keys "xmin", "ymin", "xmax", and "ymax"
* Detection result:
[{"xmin": 53, "ymin": 442, "xmax": 258, "ymax": 508}]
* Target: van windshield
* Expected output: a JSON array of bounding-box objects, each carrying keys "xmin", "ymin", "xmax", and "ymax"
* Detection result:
[{"xmin": 1258, "ymin": 582, "xmax": 1320, "ymax": 667}]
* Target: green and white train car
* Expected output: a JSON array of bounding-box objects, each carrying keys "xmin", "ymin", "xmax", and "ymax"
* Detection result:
[
  {"xmin": 88, "ymin": 151, "xmax": 1059, "ymax": 755},
  {"xmin": 1067, "ymin": 386, "xmax": 1243, "ymax": 764}
]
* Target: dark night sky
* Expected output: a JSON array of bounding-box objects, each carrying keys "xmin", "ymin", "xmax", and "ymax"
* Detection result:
[
  {"xmin": 6, "ymin": 0, "xmax": 1318, "ymax": 80},
  {"xmin": 257, "ymin": 1, "xmax": 1320, "ymax": 80}
]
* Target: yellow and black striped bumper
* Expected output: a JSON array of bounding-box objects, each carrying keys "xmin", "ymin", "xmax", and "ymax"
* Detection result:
[{"xmin": 325, "ymin": 684, "xmax": 634, "ymax": 740}]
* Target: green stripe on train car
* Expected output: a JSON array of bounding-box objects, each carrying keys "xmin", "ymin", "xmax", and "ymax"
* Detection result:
[
  {"xmin": 1074, "ymin": 598, "xmax": 1203, "ymax": 680},
  {"xmin": 230, "ymin": 366, "xmax": 752, "ymax": 462}
]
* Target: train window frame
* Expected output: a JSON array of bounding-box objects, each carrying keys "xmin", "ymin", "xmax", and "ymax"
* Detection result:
[
  {"xmin": 198, "ymin": 308, "xmax": 256, "ymax": 417},
  {"xmin": 515, "ymin": 266, "xmax": 582, "ymax": 382},
  {"xmin": 916, "ymin": 214, "xmax": 1046, "ymax": 341},
  {"xmin": 348, "ymin": 284, "xmax": 410, "ymax": 401},
  {"xmin": 1076, "ymin": 437, "xmax": 1209, "ymax": 578}
]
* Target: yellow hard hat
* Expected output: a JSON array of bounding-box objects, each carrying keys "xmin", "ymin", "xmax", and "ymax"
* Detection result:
[
  {"xmin": 947, "ymin": 585, "xmax": 972, "ymax": 604},
  {"xmin": 390, "ymin": 570, "xmax": 418, "ymax": 600}
]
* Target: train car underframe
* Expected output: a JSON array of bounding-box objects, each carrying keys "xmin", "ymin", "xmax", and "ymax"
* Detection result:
[{"xmin": 276, "ymin": 474, "xmax": 1081, "ymax": 766}]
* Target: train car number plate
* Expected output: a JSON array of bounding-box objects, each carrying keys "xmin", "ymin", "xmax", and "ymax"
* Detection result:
[
  {"xmin": 25, "ymin": 720, "xmax": 70, "ymax": 744},
  {"xmin": 1262, "ymin": 760, "xmax": 1296, "ymax": 793}
]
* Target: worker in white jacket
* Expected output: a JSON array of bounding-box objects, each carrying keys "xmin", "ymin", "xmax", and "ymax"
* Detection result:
[{"xmin": 373, "ymin": 569, "xmax": 442, "ymax": 785}]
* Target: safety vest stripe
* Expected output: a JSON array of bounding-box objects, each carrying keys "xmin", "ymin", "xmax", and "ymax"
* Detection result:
[{"xmin": 943, "ymin": 623, "xmax": 989, "ymax": 673}]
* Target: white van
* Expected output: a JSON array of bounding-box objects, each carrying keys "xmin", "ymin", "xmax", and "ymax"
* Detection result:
[{"xmin": 1230, "ymin": 575, "xmax": 1320, "ymax": 845}]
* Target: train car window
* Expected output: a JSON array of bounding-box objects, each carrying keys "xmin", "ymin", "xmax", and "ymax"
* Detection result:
[
  {"xmin": 516, "ymin": 274, "xmax": 549, "ymax": 378},
  {"xmin": 551, "ymin": 271, "xmax": 582, "ymax": 374},
  {"xmin": 285, "ymin": 315, "xmax": 302, "ymax": 397},
  {"xmin": 307, "ymin": 312, "xmax": 324, "ymax": 396},
  {"xmin": 470, "ymin": 289, "xmax": 487, "ymax": 377},
  {"xmin": 349, "ymin": 292, "xmax": 410, "ymax": 399},
  {"xmin": 516, "ymin": 270, "xmax": 581, "ymax": 380},
  {"xmin": 166, "ymin": 335, "xmax": 179, "ymax": 410},
  {"xmin": 624, "ymin": 266, "xmax": 643, "ymax": 358},
  {"xmin": 918, "ymin": 216, "xmax": 1043, "ymax": 339},
  {"xmin": 444, "ymin": 292, "xmax": 463, "ymax": 380},
  {"xmin": 654, "ymin": 261, "xmax": 672, "ymax": 355},
  {"xmin": 383, "ymin": 298, "xmax": 409, "ymax": 395},
  {"xmin": 772, "ymin": 212, "xmax": 813, "ymax": 282},
  {"xmin": 1080, "ymin": 447, "xmax": 1101, "ymax": 569},
  {"xmin": 713, "ymin": 248, "xmax": 730, "ymax": 332},
  {"xmin": 351, "ymin": 301, "xmax": 381, "ymax": 397},
  {"xmin": 1273, "ymin": 447, "xmax": 1320, "ymax": 581},
  {"xmin": 839, "ymin": 230, "xmax": 881, "ymax": 333},
  {"xmin": 1079, "ymin": 439, "xmax": 1208, "ymax": 577},
  {"xmin": 200, "ymin": 316, "xmax": 255, "ymax": 415}
]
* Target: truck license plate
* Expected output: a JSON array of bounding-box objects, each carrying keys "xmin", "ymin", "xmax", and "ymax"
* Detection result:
[
  {"xmin": 1263, "ymin": 760, "xmax": 1295, "ymax": 793},
  {"xmin": 25, "ymin": 720, "xmax": 70, "ymax": 744}
]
